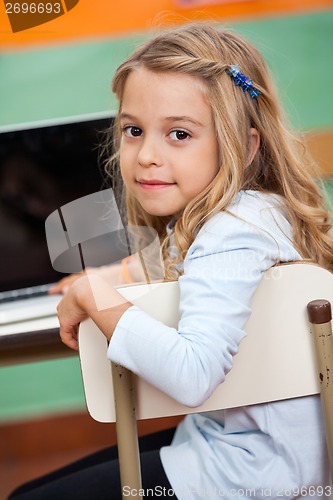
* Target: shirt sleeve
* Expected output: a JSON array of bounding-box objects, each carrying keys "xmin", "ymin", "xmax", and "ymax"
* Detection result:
[{"xmin": 108, "ymin": 192, "xmax": 301, "ymax": 407}]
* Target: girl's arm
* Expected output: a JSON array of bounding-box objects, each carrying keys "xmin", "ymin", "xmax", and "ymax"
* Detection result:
[
  {"xmin": 56, "ymin": 249, "xmax": 160, "ymax": 349},
  {"xmin": 56, "ymin": 253, "xmax": 150, "ymax": 349},
  {"xmin": 49, "ymin": 254, "xmax": 147, "ymax": 295}
]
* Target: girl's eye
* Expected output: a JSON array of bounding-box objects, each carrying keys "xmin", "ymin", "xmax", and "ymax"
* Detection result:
[
  {"xmin": 170, "ymin": 130, "xmax": 190, "ymax": 141},
  {"xmin": 123, "ymin": 126, "xmax": 142, "ymax": 137}
]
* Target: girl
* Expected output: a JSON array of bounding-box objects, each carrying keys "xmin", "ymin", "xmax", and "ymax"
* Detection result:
[{"xmin": 10, "ymin": 22, "xmax": 333, "ymax": 499}]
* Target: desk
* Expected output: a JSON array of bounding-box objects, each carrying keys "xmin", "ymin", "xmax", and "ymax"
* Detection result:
[
  {"xmin": 0, "ymin": 316, "xmax": 83, "ymax": 423},
  {"xmin": 0, "ymin": 324, "xmax": 82, "ymax": 425},
  {"xmin": 0, "ymin": 315, "xmax": 75, "ymax": 366},
  {"xmin": 0, "ymin": 327, "xmax": 76, "ymax": 366}
]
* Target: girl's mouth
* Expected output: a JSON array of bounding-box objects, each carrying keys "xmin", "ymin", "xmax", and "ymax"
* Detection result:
[{"xmin": 137, "ymin": 179, "xmax": 175, "ymax": 190}]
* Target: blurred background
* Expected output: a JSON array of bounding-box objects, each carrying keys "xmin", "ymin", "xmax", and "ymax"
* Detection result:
[{"xmin": 0, "ymin": 0, "xmax": 333, "ymax": 497}]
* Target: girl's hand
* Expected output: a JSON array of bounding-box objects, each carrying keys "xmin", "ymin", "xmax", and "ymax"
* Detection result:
[{"xmin": 57, "ymin": 274, "xmax": 132, "ymax": 351}]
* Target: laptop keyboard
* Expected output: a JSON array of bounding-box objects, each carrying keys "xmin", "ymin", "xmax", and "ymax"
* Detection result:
[
  {"xmin": 0, "ymin": 285, "xmax": 61, "ymax": 325},
  {"xmin": 0, "ymin": 284, "xmax": 55, "ymax": 304}
]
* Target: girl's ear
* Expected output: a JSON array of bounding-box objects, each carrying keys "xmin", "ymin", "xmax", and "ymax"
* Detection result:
[{"xmin": 247, "ymin": 128, "xmax": 260, "ymax": 167}]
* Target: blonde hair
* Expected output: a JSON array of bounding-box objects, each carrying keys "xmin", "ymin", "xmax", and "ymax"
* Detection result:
[{"xmin": 105, "ymin": 22, "xmax": 333, "ymax": 278}]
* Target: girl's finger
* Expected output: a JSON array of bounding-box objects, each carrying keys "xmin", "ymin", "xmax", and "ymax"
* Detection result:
[
  {"xmin": 59, "ymin": 323, "xmax": 79, "ymax": 350},
  {"xmin": 48, "ymin": 274, "xmax": 82, "ymax": 294}
]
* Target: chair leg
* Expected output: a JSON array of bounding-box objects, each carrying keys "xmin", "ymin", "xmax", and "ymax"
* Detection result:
[
  {"xmin": 307, "ymin": 300, "xmax": 333, "ymax": 479},
  {"xmin": 112, "ymin": 363, "xmax": 142, "ymax": 499}
]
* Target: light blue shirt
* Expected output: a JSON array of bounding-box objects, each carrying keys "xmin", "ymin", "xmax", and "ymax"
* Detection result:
[{"xmin": 108, "ymin": 191, "xmax": 331, "ymax": 498}]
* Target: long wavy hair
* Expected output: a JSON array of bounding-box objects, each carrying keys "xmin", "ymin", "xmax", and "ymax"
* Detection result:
[{"xmin": 105, "ymin": 22, "xmax": 333, "ymax": 278}]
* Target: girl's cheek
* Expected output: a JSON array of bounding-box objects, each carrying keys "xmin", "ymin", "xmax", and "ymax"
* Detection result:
[{"xmin": 119, "ymin": 166, "xmax": 132, "ymax": 190}]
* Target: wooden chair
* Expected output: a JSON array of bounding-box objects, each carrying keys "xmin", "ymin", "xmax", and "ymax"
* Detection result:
[{"xmin": 78, "ymin": 262, "xmax": 333, "ymax": 498}]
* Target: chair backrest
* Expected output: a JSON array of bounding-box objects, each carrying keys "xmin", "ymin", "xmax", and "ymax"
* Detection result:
[{"xmin": 79, "ymin": 262, "xmax": 333, "ymax": 423}]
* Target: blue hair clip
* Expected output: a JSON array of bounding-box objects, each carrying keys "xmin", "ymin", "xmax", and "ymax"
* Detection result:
[{"xmin": 227, "ymin": 64, "xmax": 261, "ymax": 99}]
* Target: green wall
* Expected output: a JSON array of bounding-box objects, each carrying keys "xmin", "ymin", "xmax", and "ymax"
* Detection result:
[
  {"xmin": 0, "ymin": 357, "xmax": 85, "ymax": 422},
  {"xmin": 1, "ymin": 9, "xmax": 333, "ymax": 422}
]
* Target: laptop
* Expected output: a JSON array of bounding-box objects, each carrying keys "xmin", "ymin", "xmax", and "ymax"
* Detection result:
[{"xmin": 0, "ymin": 111, "xmax": 114, "ymax": 334}]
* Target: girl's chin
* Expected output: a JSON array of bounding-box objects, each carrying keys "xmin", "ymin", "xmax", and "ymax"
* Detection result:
[
  {"xmin": 144, "ymin": 208, "xmax": 176, "ymax": 217},
  {"xmin": 136, "ymin": 199, "xmax": 185, "ymax": 218},
  {"xmin": 140, "ymin": 205, "xmax": 180, "ymax": 218}
]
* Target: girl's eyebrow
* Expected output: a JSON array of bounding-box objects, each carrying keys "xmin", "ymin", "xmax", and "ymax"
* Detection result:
[
  {"xmin": 119, "ymin": 112, "xmax": 203, "ymax": 127},
  {"xmin": 164, "ymin": 116, "xmax": 204, "ymax": 127},
  {"xmin": 119, "ymin": 112, "xmax": 137, "ymax": 121}
]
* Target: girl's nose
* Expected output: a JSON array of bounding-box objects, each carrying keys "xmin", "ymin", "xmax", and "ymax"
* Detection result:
[{"xmin": 138, "ymin": 137, "xmax": 162, "ymax": 168}]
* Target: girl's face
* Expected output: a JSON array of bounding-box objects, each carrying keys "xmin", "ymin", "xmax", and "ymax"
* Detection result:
[{"xmin": 119, "ymin": 68, "xmax": 219, "ymax": 218}]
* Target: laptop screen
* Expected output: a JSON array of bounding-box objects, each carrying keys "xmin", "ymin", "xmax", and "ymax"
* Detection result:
[{"xmin": 0, "ymin": 112, "xmax": 114, "ymax": 293}]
